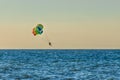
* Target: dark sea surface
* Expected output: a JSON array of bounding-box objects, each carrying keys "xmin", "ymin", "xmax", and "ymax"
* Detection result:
[{"xmin": 0, "ymin": 49, "xmax": 120, "ymax": 80}]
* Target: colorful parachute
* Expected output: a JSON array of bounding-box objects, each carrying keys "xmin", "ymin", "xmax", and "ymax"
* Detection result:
[
  {"xmin": 32, "ymin": 24, "xmax": 44, "ymax": 36},
  {"xmin": 32, "ymin": 24, "xmax": 52, "ymax": 46}
]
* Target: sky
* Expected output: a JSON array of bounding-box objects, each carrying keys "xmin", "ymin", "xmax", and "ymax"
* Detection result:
[{"xmin": 0, "ymin": 0, "xmax": 120, "ymax": 49}]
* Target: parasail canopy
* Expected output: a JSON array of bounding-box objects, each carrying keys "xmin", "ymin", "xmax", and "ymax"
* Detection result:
[
  {"xmin": 32, "ymin": 24, "xmax": 52, "ymax": 46},
  {"xmin": 32, "ymin": 24, "xmax": 44, "ymax": 36}
]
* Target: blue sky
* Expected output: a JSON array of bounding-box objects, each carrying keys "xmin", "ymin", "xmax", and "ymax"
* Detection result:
[{"xmin": 0, "ymin": 0, "xmax": 120, "ymax": 49}]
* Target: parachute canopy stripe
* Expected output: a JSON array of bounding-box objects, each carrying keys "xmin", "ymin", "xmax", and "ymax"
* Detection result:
[{"xmin": 36, "ymin": 24, "xmax": 43, "ymax": 30}]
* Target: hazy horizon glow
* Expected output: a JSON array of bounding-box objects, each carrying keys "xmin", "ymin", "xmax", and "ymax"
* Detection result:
[{"xmin": 0, "ymin": 0, "xmax": 120, "ymax": 49}]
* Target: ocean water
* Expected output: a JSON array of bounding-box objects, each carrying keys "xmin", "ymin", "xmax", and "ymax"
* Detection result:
[{"xmin": 0, "ymin": 49, "xmax": 120, "ymax": 80}]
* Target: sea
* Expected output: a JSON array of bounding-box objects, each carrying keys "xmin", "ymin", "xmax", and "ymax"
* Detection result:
[{"xmin": 0, "ymin": 49, "xmax": 120, "ymax": 80}]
